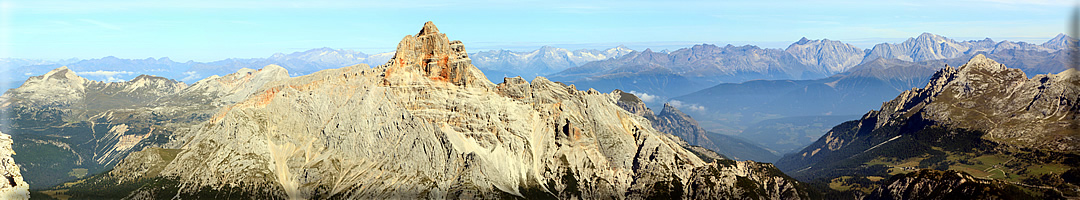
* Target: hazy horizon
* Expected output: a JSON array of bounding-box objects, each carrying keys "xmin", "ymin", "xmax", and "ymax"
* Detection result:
[{"xmin": 2, "ymin": 0, "xmax": 1074, "ymax": 62}]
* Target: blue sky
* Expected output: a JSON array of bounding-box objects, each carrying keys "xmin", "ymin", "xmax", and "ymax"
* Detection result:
[{"xmin": 2, "ymin": 0, "xmax": 1074, "ymax": 62}]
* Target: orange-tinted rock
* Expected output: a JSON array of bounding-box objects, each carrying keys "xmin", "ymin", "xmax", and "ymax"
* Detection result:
[{"xmin": 380, "ymin": 21, "xmax": 490, "ymax": 88}]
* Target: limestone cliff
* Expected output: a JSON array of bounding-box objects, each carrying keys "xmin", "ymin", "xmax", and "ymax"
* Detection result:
[
  {"xmin": 72, "ymin": 21, "xmax": 812, "ymax": 199},
  {"xmin": 0, "ymin": 131, "xmax": 28, "ymax": 200}
]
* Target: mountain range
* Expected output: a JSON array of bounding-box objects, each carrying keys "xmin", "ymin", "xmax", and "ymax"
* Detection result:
[
  {"xmin": 2, "ymin": 46, "xmax": 634, "ymax": 93},
  {"xmin": 6, "ymin": 21, "xmax": 818, "ymax": 199},
  {"xmin": 551, "ymin": 32, "xmax": 1075, "ymax": 102},
  {"xmin": 0, "ymin": 64, "xmax": 290, "ymax": 190},
  {"xmin": 775, "ymin": 55, "xmax": 1079, "ymax": 198},
  {"xmin": 0, "ymin": 19, "xmax": 1076, "ymax": 199},
  {"xmin": 469, "ymin": 45, "xmax": 633, "ymax": 82},
  {"xmin": 666, "ymin": 34, "xmax": 1075, "ymax": 157}
]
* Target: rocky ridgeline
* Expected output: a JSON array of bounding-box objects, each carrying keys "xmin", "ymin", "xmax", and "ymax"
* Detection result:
[
  {"xmin": 775, "ymin": 55, "xmax": 1079, "ymax": 198},
  {"xmin": 0, "ymin": 131, "xmax": 28, "ymax": 200},
  {"xmin": 65, "ymin": 21, "xmax": 814, "ymax": 199},
  {"xmin": 781, "ymin": 55, "xmax": 1079, "ymax": 170},
  {"xmin": 867, "ymin": 169, "xmax": 1032, "ymax": 199},
  {"xmin": 870, "ymin": 54, "xmax": 1079, "ymax": 151},
  {"xmin": 614, "ymin": 91, "xmax": 715, "ymax": 152},
  {"xmin": 0, "ymin": 67, "xmax": 187, "ymax": 109},
  {"xmin": 0, "ymin": 62, "xmax": 291, "ymax": 190}
]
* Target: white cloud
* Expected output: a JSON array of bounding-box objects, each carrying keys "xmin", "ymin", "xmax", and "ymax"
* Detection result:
[
  {"xmin": 105, "ymin": 76, "xmax": 125, "ymax": 82},
  {"xmin": 667, "ymin": 100, "xmax": 706, "ymax": 112},
  {"xmin": 181, "ymin": 71, "xmax": 201, "ymax": 82},
  {"xmin": 77, "ymin": 70, "xmax": 135, "ymax": 82},
  {"xmin": 627, "ymin": 90, "xmax": 658, "ymax": 103},
  {"xmin": 77, "ymin": 70, "xmax": 135, "ymax": 77}
]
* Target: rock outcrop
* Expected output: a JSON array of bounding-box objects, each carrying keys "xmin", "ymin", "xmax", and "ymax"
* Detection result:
[
  {"xmin": 654, "ymin": 103, "xmax": 716, "ymax": 149},
  {"xmin": 870, "ymin": 54, "xmax": 1079, "ymax": 151},
  {"xmin": 775, "ymin": 55, "xmax": 1079, "ymax": 198},
  {"xmin": 615, "ymin": 90, "xmax": 779, "ymax": 162},
  {"xmin": 781, "ymin": 55, "xmax": 1079, "ymax": 171},
  {"xmin": 66, "ymin": 21, "xmax": 812, "ymax": 199},
  {"xmin": 380, "ymin": 21, "xmax": 489, "ymax": 88},
  {"xmin": 0, "ymin": 131, "xmax": 29, "ymax": 200},
  {"xmin": 867, "ymin": 169, "xmax": 1033, "ymax": 199}
]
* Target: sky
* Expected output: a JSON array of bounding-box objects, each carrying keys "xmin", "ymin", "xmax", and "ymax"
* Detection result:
[{"xmin": 2, "ymin": 0, "xmax": 1075, "ymax": 62}]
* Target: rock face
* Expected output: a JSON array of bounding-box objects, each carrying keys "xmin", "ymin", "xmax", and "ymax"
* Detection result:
[
  {"xmin": 653, "ymin": 103, "xmax": 715, "ymax": 149},
  {"xmin": 870, "ymin": 54, "xmax": 1078, "ymax": 151},
  {"xmin": 63, "ymin": 21, "xmax": 812, "ymax": 199},
  {"xmin": 775, "ymin": 55, "xmax": 1079, "ymax": 198},
  {"xmin": 613, "ymin": 90, "xmax": 780, "ymax": 162},
  {"xmin": 167, "ymin": 64, "xmax": 290, "ymax": 107},
  {"xmin": 381, "ymin": 21, "xmax": 490, "ymax": 88},
  {"xmin": 0, "ymin": 65, "xmax": 288, "ymax": 189},
  {"xmin": 778, "ymin": 55, "xmax": 1079, "ymax": 170},
  {"xmin": 867, "ymin": 169, "xmax": 1032, "ymax": 199},
  {"xmin": 0, "ymin": 131, "xmax": 29, "ymax": 200},
  {"xmin": 785, "ymin": 37, "xmax": 865, "ymax": 74}
]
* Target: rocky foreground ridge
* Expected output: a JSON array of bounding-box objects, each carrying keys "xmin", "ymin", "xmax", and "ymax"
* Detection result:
[
  {"xmin": 51, "ymin": 22, "xmax": 813, "ymax": 199},
  {"xmin": 0, "ymin": 131, "xmax": 28, "ymax": 200}
]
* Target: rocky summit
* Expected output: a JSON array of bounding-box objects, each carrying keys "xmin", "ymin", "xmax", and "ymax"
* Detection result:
[{"xmin": 52, "ymin": 22, "xmax": 813, "ymax": 199}]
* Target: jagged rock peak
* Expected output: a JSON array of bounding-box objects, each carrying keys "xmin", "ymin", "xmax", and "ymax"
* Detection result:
[
  {"xmin": 960, "ymin": 54, "xmax": 1006, "ymax": 72},
  {"xmin": 1042, "ymin": 33, "xmax": 1078, "ymax": 50},
  {"xmin": 795, "ymin": 37, "xmax": 811, "ymax": 45},
  {"xmin": 659, "ymin": 103, "xmax": 686, "ymax": 117},
  {"xmin": 613, "ymin": 90, "xmax": 655, "ymax": 117},
  {"xmin": 381, "ymin": 21, "xmax": 490, "ymax": 87},
  {"xmin": 42, "ymin": 66, "xmax": 84, "ymax": 81},
  {"xmin": 418, "ymin": 21, "xmax": 439, "ymax": 36}
]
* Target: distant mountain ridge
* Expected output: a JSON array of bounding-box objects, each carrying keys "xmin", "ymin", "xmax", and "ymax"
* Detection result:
[
  {"xmin": 0, "ymin": 48, "xmax": 387, "ymax": 91},
  {"xmin": 1, "ymin": 46, "xmax": 632, "ymax": 92},
  {"xmin": 548, "ymin": 33, "xmax": 1074, "ymax": 101},
  {"xmin": 786, "ymin": 37, "xmax": 865, "ymax": 74},
  {"xmin": 774, "ymin": 55, "xmax": 1079, "ymax": 198},
  {"xmin": 0, "ymin": 65, "xmax": 289, "ymax": 189},
  {"xmin": 470, "ymin": 45, "xmax": 633, "ymax": 82},
  {"xmin": 861, "ymin": 32, "xmax": 1068, "ymax": 64}
]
